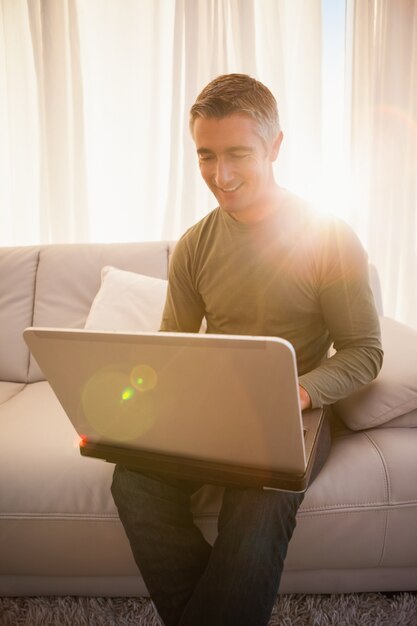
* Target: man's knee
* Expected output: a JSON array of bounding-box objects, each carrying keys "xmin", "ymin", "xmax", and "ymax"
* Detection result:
[
  {"xmin": 218, "ymin": 487, "xmax": 304, "ymax": 535},
  {"xmin": 110, "ymin": 464, "xmax": 129, "ymax": 505},
  {"xmin": 110, "ymin": 464, "xmax": 152, "ymax": 520}
]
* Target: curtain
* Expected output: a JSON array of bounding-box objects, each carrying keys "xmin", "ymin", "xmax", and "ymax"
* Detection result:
[
  {"xmin": 1, "ymin": 0, "xmax": 322, "ymax": 245},
  {"xmin": 4, "ymin": 0, "xmax": 416, "ymax": 327},
  {"xmin": 1, "ymin": 0, "xmax": 40, "ymax": 244},
  {"xmin": 0, "ymin": 0, "xmax": 88, "ymax": 243},
  {"xmin": 348, "ymin": 0, "xmax": 417, "ymax": 328}
]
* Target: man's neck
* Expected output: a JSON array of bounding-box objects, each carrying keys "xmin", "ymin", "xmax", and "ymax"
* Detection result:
[{"xmin": 226, "ymin": 185, "xmax": 284, "ymax": 225}]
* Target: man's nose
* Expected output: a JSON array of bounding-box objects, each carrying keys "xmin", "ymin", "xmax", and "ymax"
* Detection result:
[{"xmin": 214, "ymin": 159, "xmax": 235, "ymax": 189}]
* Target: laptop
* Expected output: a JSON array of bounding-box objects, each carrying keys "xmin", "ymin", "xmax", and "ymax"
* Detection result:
[{"xmin": 23, "ymin": 327, "xmax": 324, "ymax": 492}]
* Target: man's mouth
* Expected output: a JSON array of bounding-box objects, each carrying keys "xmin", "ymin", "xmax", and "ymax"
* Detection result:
[{"xmin": 216, "ymin": 183, "xmax": 242, "ymax": 193}]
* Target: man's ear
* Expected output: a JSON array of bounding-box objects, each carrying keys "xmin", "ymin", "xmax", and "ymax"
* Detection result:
[{"xmin": 269, "ymin": 131, "xmax": 284, "ymax": 162}]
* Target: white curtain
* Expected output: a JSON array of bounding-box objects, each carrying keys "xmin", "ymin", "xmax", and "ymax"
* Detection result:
[
  {"xmin": 348, "ymin": 0, "xmax": 417, "ymax": 328},
  {"xmin": 2, "ymin": 0, "xmax": 416, "ymax": 327},
  {"xmin": 1, "ymin": 0, "xmax": 322, "ymax": 244},
  {"xmin": 1, "ymin": 0, "xmax": 40, "ymax": 243},
  {"xmin": 0, "ymin": 0, "xmax": 88, "ymax": 243}
]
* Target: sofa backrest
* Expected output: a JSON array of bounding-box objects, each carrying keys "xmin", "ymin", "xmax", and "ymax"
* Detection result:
[
  {"xmin": 0, "ymin": 247, "xmax": 40, "ymax": 383},
  {"xmin": 0, "ymin": 242, "xmax": 384, "ymax": 384},
  {"xmin": 0, "ymin": 242, "xmax": 172, "ymax": 384}
]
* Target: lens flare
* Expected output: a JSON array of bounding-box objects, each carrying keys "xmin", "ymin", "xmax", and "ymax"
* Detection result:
[
  {"xmin": 130, "ymin": 364, "xmax": 157, "ymax": 392},
  {"xmin": 75, "ymin": 434, "xmax": 87, "ymax": 449},
  {"xmin": 121, "ymin": 386, "xmax": 135, "ymax": 401},
  {"xmin": 81, "ymin": 366, "xmax": 155, "ymax": 442}
]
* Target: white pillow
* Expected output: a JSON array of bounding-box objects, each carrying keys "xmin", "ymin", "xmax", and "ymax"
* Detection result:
[
  {"xmin": 333, "ymin": 316, "xmax": 417, "ymax": 430},
  {"xmin": 85, "ymin": 266, "xmax": 167, "ymax": 332}
]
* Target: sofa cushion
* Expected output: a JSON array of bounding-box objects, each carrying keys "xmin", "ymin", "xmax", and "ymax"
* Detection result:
[
  {"xmin": 333, "ymin": 316, "xmax": 417, "ymax": 430},
  {"xmin": 378, "ymin": 409, "xmax": 417, "ymax": 428},
  {"xmin": 0, "ymin": 382, "xmax": 25, "ymax": 405},
  {"xmin": 2, "ymin": 382, "xmax": 417, "ymax": 589},
  {"xmin": 85, "ymin": 266, "xmax": 167, "ymax": 332},
  {"xmin": 286, "ymin": 427, "xmax": 417, "ymax": 574},
  {"xmin": 29, "ymin": 242, "xmax": 170, "ymax": 382},
  {"xmin": 84, "ymin": 265, "xmax": 207, "ymax": 334},
  {"xmin": 0, "ymin": 246, "xmax": 39, "ymax": 383}
]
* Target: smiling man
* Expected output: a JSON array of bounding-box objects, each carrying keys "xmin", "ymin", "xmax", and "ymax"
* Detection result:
[
  {"xmin": 195, "ymin": 113, "xmax": 283, "ymax": 223},
  {"xmin": 111, "ymin": 74, "xmax": 383, "ymax": 626}
]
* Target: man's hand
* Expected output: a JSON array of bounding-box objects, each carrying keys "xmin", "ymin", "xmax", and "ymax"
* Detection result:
[{"xmin": 299, "ymin": 385, "xmax": 311, "ymax": 411}]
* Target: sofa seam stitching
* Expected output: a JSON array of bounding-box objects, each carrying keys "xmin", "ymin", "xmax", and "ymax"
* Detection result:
[
  {"xmin": 363, "ymin": 431, "xmax": 391, "ymax": 566},
  {"xmin": 3, "ymin": 501, "xmax": 417, "ymax": 520},
  {"xmin": 0, "ymin": 514, "xmax": 120, "ymax": 520},
  {"xmin": 26, "ymin": 248, "xmax": 41, "ymax": 382},
  {"xmin": 299, "ymin": 500, "xmax": 417, "ymax": 513}
]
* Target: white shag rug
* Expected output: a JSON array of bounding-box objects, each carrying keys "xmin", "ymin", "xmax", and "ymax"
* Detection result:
[{"xmin": 0, "ymin": 593, "xmax": 416, "ymax": 626}]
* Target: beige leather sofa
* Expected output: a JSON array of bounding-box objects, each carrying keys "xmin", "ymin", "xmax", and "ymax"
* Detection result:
[{"xmin": 1, "ymin": 242, "xmax": 417, "ymax": 597}]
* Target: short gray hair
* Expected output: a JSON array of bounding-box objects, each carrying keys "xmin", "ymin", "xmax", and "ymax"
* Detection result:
[{"xmin": 190, "ymin": 73, "xmax": 281, "ymax": 144}]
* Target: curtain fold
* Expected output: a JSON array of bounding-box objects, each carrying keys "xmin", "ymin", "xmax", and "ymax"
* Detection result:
[
  {"xmin": 349, "ymin": 0, "xmax": 417, "ymax": 327},
  {"xmin": 76, "ymin": 0, "xmax": 177, "ymax": 242},
  {"xmin": 27, "ymin": 0, "xmax": 88, "ymax": 242},
  {"xmin": 0, "ymin": 0, "xmax": 39, "ymax": 244}
]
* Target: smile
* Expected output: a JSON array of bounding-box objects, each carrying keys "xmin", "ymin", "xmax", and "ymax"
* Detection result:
[{"xmin": 216, "ymin": 183, "xmax": 242, "ymax": 193}]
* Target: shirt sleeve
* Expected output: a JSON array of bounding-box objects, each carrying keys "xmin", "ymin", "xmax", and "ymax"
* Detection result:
[
  {"xmin": 298, "ymin": 219, "xmax": 384, "ymax": 408},
  {"xmin": 159, "ymin": 236, "xmax": 205, "ymax": 333}
]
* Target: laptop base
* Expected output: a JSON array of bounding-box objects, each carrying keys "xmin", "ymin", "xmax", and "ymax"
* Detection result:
[{"xmin": 79, "ymin": 430, "xmax": 322, "ymax": 493}]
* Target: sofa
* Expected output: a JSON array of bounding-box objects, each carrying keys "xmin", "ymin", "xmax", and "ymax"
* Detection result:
[{"xmin": 1, "ymin": 241, "xmax": 416, "ymax": 598}]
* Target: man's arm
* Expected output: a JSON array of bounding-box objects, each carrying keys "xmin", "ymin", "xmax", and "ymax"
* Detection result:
[
  {"xmin": 298, "ymin": 219, "xmax": 383, "ymax": 408},
  {"xmin": 160, "ymin": 237, "xmax": 205, "ymax": 333}
]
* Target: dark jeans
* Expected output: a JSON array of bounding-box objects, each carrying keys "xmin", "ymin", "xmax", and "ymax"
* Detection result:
[{"xmin": 111, "ymin": 413, "xmax": 331, "ymax": 626}]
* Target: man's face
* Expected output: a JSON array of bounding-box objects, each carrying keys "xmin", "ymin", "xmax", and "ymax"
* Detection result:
[{"xmin": 193, "ymin": 113, "xmax": 282, "ymax": 223}]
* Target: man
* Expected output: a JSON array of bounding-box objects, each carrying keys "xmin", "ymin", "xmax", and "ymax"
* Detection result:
[{"xmin": 111, "ymin": 74, "xmax": 383, "ymax": 626}]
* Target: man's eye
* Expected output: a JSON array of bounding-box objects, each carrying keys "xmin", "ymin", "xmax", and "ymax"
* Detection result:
[
  {"xmin": 199, "ymin": 154, "xmax": 214, "ymax": 162},
  {"xmin": 231, "ymin": 153, "xmax": 249, "ymax": 159}
]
